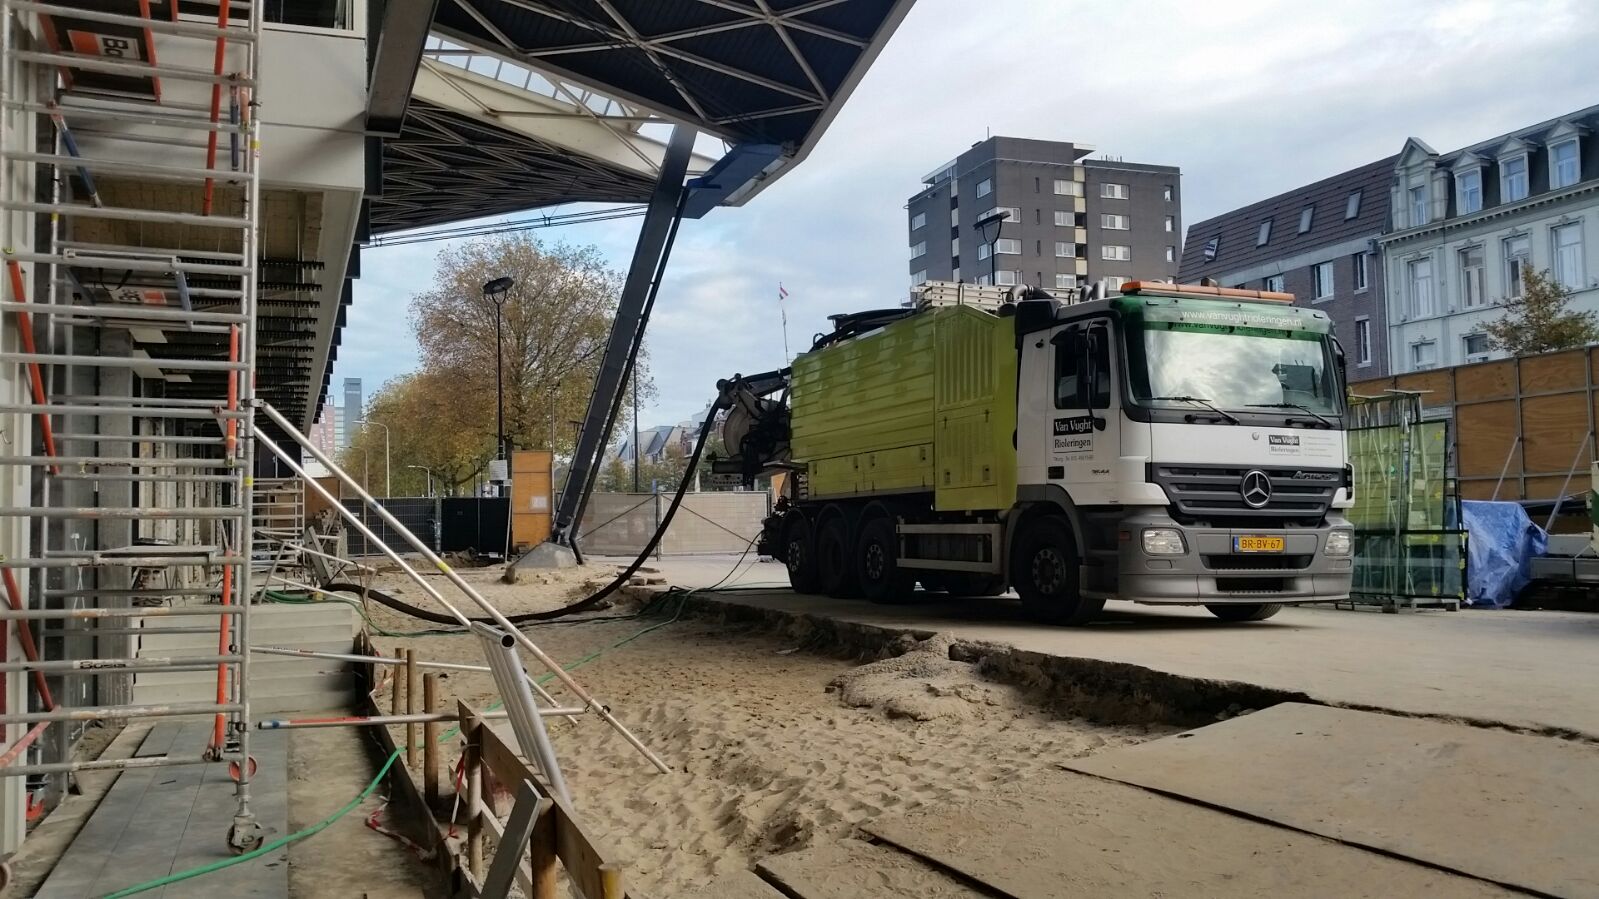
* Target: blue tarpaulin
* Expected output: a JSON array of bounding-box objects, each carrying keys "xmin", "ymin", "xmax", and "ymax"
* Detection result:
[{"xmin": 1461, "ymin": 501, "xmax": 1547, "ymax": 608}]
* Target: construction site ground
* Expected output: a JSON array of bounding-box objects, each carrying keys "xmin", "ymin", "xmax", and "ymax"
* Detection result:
[{"xmin": 353, "ymin": 558, "xmax": 1597, "ymax": 898}]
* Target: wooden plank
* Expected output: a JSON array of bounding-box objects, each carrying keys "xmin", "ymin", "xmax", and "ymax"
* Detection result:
[
  {"xmin": 757, "ymin": 839, "xmax": 988, "ymax": 899},
  {"xmin": 1454, "ymin": 359, "xmax": 1516, "ymax": 403},
  {"xmin": 1527, "ymin": 475, "xmax": 1586, "ymax": 502},
  {"xmin": 676, "ymin": 871, "xmax": 788, "ymax": 899},
  {"xmin": 482, "ymin": 782, "xmax": 551, "ymax": 899},
  {"xmin": 1348, "ymin": 375, "xmax": 1396, "ymax": 397},
  {"xmin": 1455, "ymin": 401, "xmax": 1518, "ymax": 478},
  {"xmin": 1458, "ymin": 478, "xmax": 1503, "ymax": 501},
  {"xmin": 1391, "ymin": 368, "xmax": 1453, "ymax": 404},
  {"xmin": 1064, "ymin": 703, "xmax": 1598, "ymax": 899},
  {"xmin": 1521, "ymin": 393, "xmax": 1590, "ymax": 474},
  {"xmin": 1520, "ymin": 349, "xmax": 1587, "ymax": 394}
]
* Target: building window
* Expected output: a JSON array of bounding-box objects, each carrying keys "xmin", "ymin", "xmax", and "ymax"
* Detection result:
[
  {"xmin": 1165, "ymin": 246, "xmax": 1175, "ymax": 262},
  {"xmin": 1345, "ymin": 190, "xmax": 1362, "ymax": 220},
  {"xmin": 1053, "ymin": 179, "xmax": 1082, "ymax": 197},
  {"xmin": 979, "ymin": 206, "xmax": 1019, "ymax": 223},
  {"xmin": 1203, "ymin": 237, "xmax": 1219, "ymax": 262},
  {"xmin": 1164, "ymin": 215, "xmax": 1175, "ymax": 233},
  {"xmin": 1554, "ymin": 222, "xmax": 1585, "ymax": 289},
  {"xmin": 1407, "ymin": 257, "xmax": 1434, "ymax": 317},
  {"xmin": 1257, "ymin": 220, "xmax": 1272, "ymax": 246},
  {"xmin": 1054, "ymin": 210, "xmax": 1073, "ymax": 227},
  {"xmin": 1463, "ymin": 332, "xmax": 1490, "ymax": 361},
  {"xmin": 995, "ymin": 270, "xmax": 1017, "ymax": 286},
  {"xmin": 1456, "ymin": 169, "xmax": 1483, "ymax": 215},
  {"xmin": 1104, "ymin": 276, "xmax": 1129, "ymax": 291},
  {"xmin": 1056, "ymin": 241, "xmax": 1076, "ymax": 258},
  {"xmin": 994, "ymin": 238, "xmax": 1021, "ymax": 255},
  {"xmin": 1264, "ymin": 274, "xmax": 1285, "ymax": 293},
  {"xmin": 910, "ymin": 241, "xmax": 926, "ymax": 259},
  {"xmin": 1313, "ymin": 261, "xmax": 1335, "ymax": 300},
  {"xmin": 1408, "ymin": 185, "xmax": 1429, "ymax": 226},
  {"xmin": 1355, "ymin": 318, "xmax": 1372, "ymax": 366},
  {"xmin": 1411, "ymin": 341, "xmax": 1438, "ymax": 370},
  {"xmin": 1035, "ymin": 177, "xmax": 1041, "ymax": 193},
  {"xmin": 1349, "ymin": 252, "xmax": 1367, "ymax": 291},
  {"xmin": 976, "ymin": 178, "xmax": 992, "ymax": 198},
  {"xmin": 1298, "ymin": 205, "xmax": 1315, "ymax": 234},
  {"xmin": 1035, "ymin": 208, "xmax": 1041, "ymax": 225},
  {"xmin": 1501, "ymin": 155, "xmax": 1528, "ymax": 202},
  {"xmin": 1551, "ymin": 139, "xmax": 1581, "ymax": 189},
  {"xmin": 1460, "ymin": 246, "xmax": 1485, "ymax": 308},
  {"xmin": 1162, "ymin": 185, "xmax": 1173, "ymax": 202},
  {"xmin": 910, "ymin": 211, "xmax": 926, "ymax": 231},
  {"xmin": 1101, "ymin": 213, "xmax": 1130, "ymax": 230},
  {"xmin": 910, "ymin": 269, "xmax": 927, "ymax": 286},
  {"xmin": 951, "ymin": 238, "xmax": 960, "ymax": 259},
  {"xmin": 1101, "ymin": 245, "xmax": 1130, "ymax": 261},
  {"xmin": 953, "ymin": 266, "xmax": 960, "ymax": 281},
  {"xmin": 1504, "ymin": 234, "xmax": 1531, "ymax": 296},
  {"xmin": 1101, "ymin": 182, "xmax": 1127, "ymax": 199},
  {"xmin": 950, "ymin": 207, "xmax": 959, "ymax": 227},
  {"xmin": 976, "ymin": 244, "xmax": 990, "ymax": 261},
  {"xmin": 1055, "ymin": 273, "xmax": 1077, "ymax": 290}
]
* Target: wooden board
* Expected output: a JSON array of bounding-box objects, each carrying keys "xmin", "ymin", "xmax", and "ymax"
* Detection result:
[
  {"xmin": 1391, "ymin": 368, "xmax": 1454, "ymax": 404},
  {"xmin": 1063, "ymin": 703, "xmax": 1599, "ymax": 899},
  {"xmin": 757, "ymin": 838, "xmax": 989, "ymax": 899},
  {"xmin": 1520, "ymin": 349, "xmax": 1588, "ymax": 394},
  {"xmin": 1454, "ymin": 358, "xmax": 1517, "ymax": 403},
  {"xmin": 862, "ymin": 770, "xmax": 1511, "ymax": 899},
  {"xmin": 1454, "ymin": 400, "xmax": 1519, "ymax": 478},
  {"xmin": 510, "ymin": 450, "xmax": 553, "ymax": 551},
  {"xmin": 1521, "ymin": 393, "xmax": 1590, "ymax": 473}
]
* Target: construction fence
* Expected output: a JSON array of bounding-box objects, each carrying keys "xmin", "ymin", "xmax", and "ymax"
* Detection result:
[{"xmin": 576, "ymin": 492, "xmax": 770, "ymax": 556}]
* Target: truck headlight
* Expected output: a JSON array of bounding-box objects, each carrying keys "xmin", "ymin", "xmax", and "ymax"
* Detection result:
[
  {"xmin": 1325, "ymin": 529, "xmax": 1353, "ymax": 556},
  {"xmin": 1141, "ymin": 528, "xmax": 1187, "ymax": 555}
]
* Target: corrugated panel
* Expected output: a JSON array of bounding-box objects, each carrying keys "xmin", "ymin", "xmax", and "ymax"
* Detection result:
[{"xmin": 935, "ymin": 307, "xmax": 1017, "ymax": 511}]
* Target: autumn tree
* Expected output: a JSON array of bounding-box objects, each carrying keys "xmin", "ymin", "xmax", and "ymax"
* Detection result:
[
  {"xmin": 1485, "ymin": 267, "xmax": 1599, "ymax": 357},
  {"xmin": 340, "ymin": 371, "xmax": 495, "ymax": 496},
  {"xmin": 407, "ymin": 233, "xmax": 654, "ymax": 460}
]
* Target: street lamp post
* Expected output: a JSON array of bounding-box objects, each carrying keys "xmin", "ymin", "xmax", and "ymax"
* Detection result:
[
  {"xmin": 483, "ymin": 277, "xmax": 515, "ymax": 496},
  {"xmin": 974, "ymin": 209, "xmax": 1009, "ymax": 287},
  {"xmin": 407, "ymin": 464, "xmax": 436, "ymax": 498},
  {"xmin": 357, "ymin": 418, "xmax": 390, "ymax": 496}
]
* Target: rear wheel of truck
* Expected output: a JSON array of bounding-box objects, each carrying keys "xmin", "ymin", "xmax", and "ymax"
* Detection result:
[
  {"xmin": 783, "ymin": 516, "xmax": 820, "ymax": 594},
  {"xmin": 815, "ymin": 509, "xmax": 862, "ymax": 598},
  {"xmin": 1012, "ymin": 517, "xmax": 1103, "ymax": 625},
  {"xmin": 1205, "ymin": 603, "xmax": 1283, "ymax": 622},
  {"xmin": 858, "ymin": 516, "xmax": 914, "ymax": 604}
]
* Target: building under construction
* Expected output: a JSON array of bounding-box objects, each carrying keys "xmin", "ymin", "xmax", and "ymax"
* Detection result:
[{"xmin": 0, "ymin": 0, "xmax": 913, "ymax": 888}]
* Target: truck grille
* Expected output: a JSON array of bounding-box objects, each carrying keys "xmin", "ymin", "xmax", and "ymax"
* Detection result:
[
  {"xmin": 1153, "ymin": 465, "xmax": 1338, "ymax": 523},
  {"xmin": 1204, "ymin": 554, "xmax": 1312, "ymax": 571}
]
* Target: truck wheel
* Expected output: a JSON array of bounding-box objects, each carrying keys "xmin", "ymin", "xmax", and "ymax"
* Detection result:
[
  {"xmin": 815, "ymin": 511, "xmax": 862, "ymax": 598},
  {"xmin": 1206, "ymin": 603, "xmax": 1283, "ymax": 622},
  {"xmin": 783, "ymin": 517, "xmax": 820, "ymax": 594},
  {"xmin": 857, "ymin": 517, "xmax": 913, "ymax": 604},
  {"xmin": 1012, "ymin": 517, "xmax": 1103, "ymax": 625}
]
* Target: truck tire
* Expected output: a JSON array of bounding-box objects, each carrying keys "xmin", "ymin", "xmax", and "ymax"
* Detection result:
[
  {"xmin": 782, "ymin": 516, "xmax": 820, "ymax": 594},
  {"xmin": 857, "ymin": 516, "xmax": 914, "ymax": 604},
  {"xmin": 1012, "ymin": 516, "xmax": 1103, "ymax": 625},
  {"xmin": 1205, "ymin": 603, "xmax": 1283, "ymax": 622},
  {"xmin": 815, "ymin": 510, "xmax": 862, "ymax": 598}
]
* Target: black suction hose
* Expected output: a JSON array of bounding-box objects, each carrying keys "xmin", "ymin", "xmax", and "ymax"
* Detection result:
[{"xmin": 326, "ymin": 399, "xmax": 723, "ymax": 626}]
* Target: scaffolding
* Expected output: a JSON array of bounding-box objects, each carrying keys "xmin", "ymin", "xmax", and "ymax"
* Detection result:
[{"xmin": 0, "ymin": 0, "xmax": 267, "ymax": 851}]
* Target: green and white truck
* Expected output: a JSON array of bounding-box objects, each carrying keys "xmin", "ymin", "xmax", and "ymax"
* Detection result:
[{"xmin": 716, "ymin": 280, "xmax": 1355, "ymax": 624}]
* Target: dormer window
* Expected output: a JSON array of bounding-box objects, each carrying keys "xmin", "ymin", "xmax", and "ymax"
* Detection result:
[
  {"xmin": 1551, "ymin": 138, "xmax": 1580, "ymax": 189},
  {"xmin": 1455, "ymin": 168, "xmax": 1482, "ymax": 215},
  {"xmin": 1500, "ymin": 154, "xmax": 1529, "ymax": 202},
  {"xmin": 1408, "ymin": 185, "xmax": 1429, "ymax": 226}
]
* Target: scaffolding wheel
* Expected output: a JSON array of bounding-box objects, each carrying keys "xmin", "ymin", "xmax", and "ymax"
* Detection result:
[
  {"xmin": 226, "ymin": 821, "xmax": 264, "ymax": 856},
  {"xmin": 228, "ymin": 756, "xmax": 259, "ymax": 783}
]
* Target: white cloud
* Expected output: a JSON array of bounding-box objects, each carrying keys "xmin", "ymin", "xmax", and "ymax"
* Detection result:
[{"xmin": 336, "ymin": 0, "xmax": 1599, "ymax": 425}]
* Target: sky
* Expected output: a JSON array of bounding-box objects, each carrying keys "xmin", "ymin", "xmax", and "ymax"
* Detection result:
[{"xmin": 335, "ymin": 0, "xmax": 1598, "ymax": 429}]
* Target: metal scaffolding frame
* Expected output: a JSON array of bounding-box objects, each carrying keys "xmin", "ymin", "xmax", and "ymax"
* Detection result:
[{"xmin": 0, "ymin": 0, "xmax": 268, "ymax": 852}]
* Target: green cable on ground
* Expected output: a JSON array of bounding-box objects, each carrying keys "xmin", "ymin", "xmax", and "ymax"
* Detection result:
[
  {"xmin": 99, "ymin": 748, "xmax": 404, "ymax": 899},
  {"xmin": 99, "ymin": 590, "xmax": 693, "ymax": 899}
]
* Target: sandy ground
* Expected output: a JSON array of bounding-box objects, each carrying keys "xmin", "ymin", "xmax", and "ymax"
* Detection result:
[{"xmin": 353, "ymin": 563, "xmax": 1166, "ymax": 897}]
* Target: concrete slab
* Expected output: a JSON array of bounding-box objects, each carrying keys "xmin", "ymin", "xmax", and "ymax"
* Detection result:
[
  {"xmin": 862, "ymin": 770, "xmax": 1517, "ymax": 899},
  {"xmin": 757, "ymin": 838, "xmax": 988, "ymax": 899},
  {"xmin": 1064, "ymin": 704, "xmax": 1599, "ymax": 898},
  {"xmin": 622, "ymin": 554, "xmax": 1599, "ymax": 738}
]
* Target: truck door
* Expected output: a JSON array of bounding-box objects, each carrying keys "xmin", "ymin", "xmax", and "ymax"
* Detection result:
[{"xmin": 1017, "ymin": 318, "xmax": 1121, "ymax": 504}]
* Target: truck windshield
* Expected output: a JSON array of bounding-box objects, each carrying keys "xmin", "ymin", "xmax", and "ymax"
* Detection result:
[{"xmin": 1126, "ymin": 326, "xmax": 1341, "ymax": 417}]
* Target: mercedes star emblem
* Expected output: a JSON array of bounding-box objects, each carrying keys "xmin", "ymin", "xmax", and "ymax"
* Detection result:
[{"xmin": 1240, "ymin": 470, "xmax": 1273, "ymax": 508}]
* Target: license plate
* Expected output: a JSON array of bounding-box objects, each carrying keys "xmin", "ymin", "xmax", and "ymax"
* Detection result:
[{"xmin": 1234, "ymin": 536, "xmax": 1285, "ymax": 553}]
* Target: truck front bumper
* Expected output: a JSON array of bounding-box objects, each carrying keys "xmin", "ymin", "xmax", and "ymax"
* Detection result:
[{"xmin": 1113, "ymin": 509, "xmax": 1353, "ymax": 605}]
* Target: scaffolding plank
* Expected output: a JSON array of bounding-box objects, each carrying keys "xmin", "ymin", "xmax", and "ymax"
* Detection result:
[{"xmin": 1063, "ymin": 704, "xmax": 1598, "ymax": 899}]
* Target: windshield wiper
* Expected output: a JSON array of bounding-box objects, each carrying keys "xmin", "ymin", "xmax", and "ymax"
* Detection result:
[
  {"xmin": 1148, "ymin": 395, "xmax": 1240, "ymax": 425},
  {"xmin": 1245, "ymin": 402, "xmax": 1334, "ymax": 427}
]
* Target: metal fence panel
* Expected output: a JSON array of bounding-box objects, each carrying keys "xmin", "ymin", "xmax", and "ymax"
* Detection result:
[
  {"xmin": 342, "ymin": 498, "xmax": 439, "ymax": 555},
  {"xmin": 439, "ymin": 498, "xmax": 510, "ymax": 555},
  {"xmin": 575, "ymin": 492, "xmax": 768, "ymax": 556}
]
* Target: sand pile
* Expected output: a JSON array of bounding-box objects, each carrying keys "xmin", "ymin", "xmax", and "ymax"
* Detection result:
[{"xmin": 828, "ymin": 633, "xmax": 1025, "ymax": 722}]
